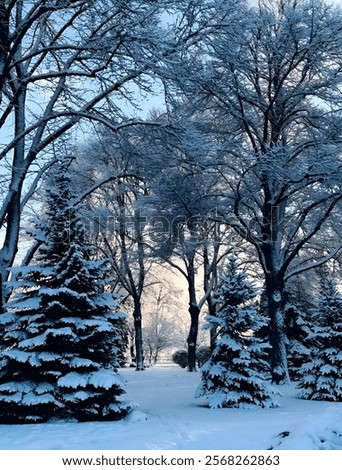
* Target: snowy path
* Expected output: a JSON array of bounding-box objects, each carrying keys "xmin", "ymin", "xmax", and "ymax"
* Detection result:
[{"xmin": 0, "ymin": 364, "xmax": 341, "ymax": 450}]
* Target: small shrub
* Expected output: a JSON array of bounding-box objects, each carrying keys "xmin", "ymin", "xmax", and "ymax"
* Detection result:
[
  {"xmin": 196, "ymin": 346, "xmax": 211, "ymax": 368},
  {"xmin": 172, "ymin": 350, "xmax": 188, "ymax": 368},
  {"xmin": 172, "ymin": 346, "xmax": 212, "ymax": 369}
]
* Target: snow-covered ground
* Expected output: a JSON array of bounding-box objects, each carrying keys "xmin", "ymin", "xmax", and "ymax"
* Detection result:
[{"xmin": 0, "ymin": 364, "xmax": 341, "ymax": 450}]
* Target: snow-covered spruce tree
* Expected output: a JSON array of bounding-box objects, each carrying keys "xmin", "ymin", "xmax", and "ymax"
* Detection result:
[
  {"xmin": 297, "ymin": 277, "xmax": 342, "ymax": 401},
  {"xmin": 284, "ymin": 301, "xmax": 312, "ymax": 381},
  {"xmin": 196, "ymin": 255, "xmax": 279, "ymax": 409},
  {"xmin": 0, "ymin": 165, "xmax": 130, "ymax": 423}
]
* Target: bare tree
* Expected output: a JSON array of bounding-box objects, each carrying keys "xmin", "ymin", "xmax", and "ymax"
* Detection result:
[
  {"xmin": 0, "ymin": 0, "xmax": 167, "ymax": 309},
  {"xmin": 187, "ymin": 0, "xmax": 342, "ymax": 382},
  {"xmin": 0, "ymin": 0, "xmax": 225, "ymax": 311},
  {"xmin": 142, "ymin": 286, "xmax": 176, "ymax": 365},
  {"xmin": 142, "ymin": 127, "xmax": 230, "ymax": 371}
]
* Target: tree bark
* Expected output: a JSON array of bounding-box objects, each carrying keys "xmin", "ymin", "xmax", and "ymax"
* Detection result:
[
  {"xmin": 0, "ymin": 1, "xmax": 9, "ymax": 88},
  {"xmin": 187, "ymin": 303, "xmax": 200, "ymax": 372},
  {"xmin": 203, "ymin": 244, "xmax": 218, "ymax": 352},
  {"xmin": 207, "ymin": 296, "xmax": 217, "ymax": 352},
  {"xmin": 265, "ymin": 273, "xmax": 290, "ymax": 384},
  {"xmin": 133, "ymin": 297, "xmax": 145, "ymax": 371},
  {"xmin": 186, "ymin": 254, "xmax": 200, "ymax": 372}
]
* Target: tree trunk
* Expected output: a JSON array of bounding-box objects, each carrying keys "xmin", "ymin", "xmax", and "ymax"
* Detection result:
[
  {"xmin": 0, "ymin": 271, "xmax": 3, "ymax": 315},
  {"xmin": 261, "ymin": 195, "xmax": 290, "ymax": 383},
  {"xmin": 0, "ymin": 1, "xmax": 9, "ymax": 94},
  {"xmin": 187, "ymin": 303, "xmax": 199, "ymax": 372},
  {"xmin": 203, "ymin": 243, "xmax": 219, "ymax": 352},
  {"xmin": 265, "ymin": 274, "xmax": 289, "ymax": 384},
  {"xmin": 206, "ymin": 295, "xmax": 217, "ymax": 352},
  {"xmin": 0, "ymin": 188, "xmax": 22, "ymax": 312},
  {"xmin": 186, "ymin": 255, "xmax": 200, "ymax": 372},
  {"xmin": 129, "ymin": 342, "xmax": 136, "ymax": 367},
  {"xmin": 133, "ymin": 298, "xmax": 145, "ymax": 371}
]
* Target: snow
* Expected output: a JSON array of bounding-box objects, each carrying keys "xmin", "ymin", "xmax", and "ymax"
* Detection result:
[
  {"xmin": 0, "ymin": 312, "xmax": 16, "ymax": 325},
  {"xmin": 0, "ymin": 365, "xmax": 341, "ymax": 450},
  {"xmin": 38, "ymin": 352, "xmax": 60, "ymax": 363},
  {"xmin": 88, "ymin": 369, "xmax": 124, "ymax": 390},
  {"xmin": 69, "ymin": 357, "xmax": 98, "ymax": 369},
  {"xmin": 57, "ymin": 369, "xmax": 124, "ymax": 390},
  {"xmin": 19, "ymin": 334, "xmax": 46, "ymax": 349},
  {"xmin": 45, "ymin": 327, "xmax": 76, "ymax": 339},
  {"xmin": 0, "ymin": 381, "xmax": 34, "ymax": 393},
  {"xmin": 3, "ymin": 350, "xmax": 36, "ymax": 364},
  {"xmin": 21, "ymin": 392, "xmax": 56, "ymax": 406},
  {"xmin": 57, "ymin": 372, "xmax": 88, "ymax": 389},
  {"xmin": 8, "ymin": 297, "xmax": 41, "ymax": 311},
  {"xmin": 82, "ymin": 319, "xmax": 114, "ymax": 332}
]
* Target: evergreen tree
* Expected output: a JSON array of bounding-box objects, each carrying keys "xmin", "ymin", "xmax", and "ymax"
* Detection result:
[
  {"xmin": 196, "ymin": 255, "xmax": 279, "ymax": 409},
  {"xmin": 297, "ymin": 277, "xmax": 342, "ymax": 401},
  {"xmin": 284, "ymin": 301, "xmax": 312, "ymax": 381},
  {"xmin": 0, "ymin": 164, "xmax": 130, "ymax": 423}
]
